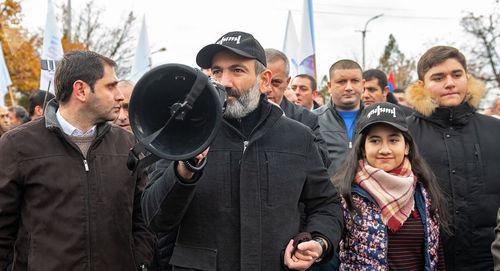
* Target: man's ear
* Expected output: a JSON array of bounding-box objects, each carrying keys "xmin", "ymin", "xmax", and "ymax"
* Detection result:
[
  {"xmin": 382, "ymin": 86, "xmax": 389, "ymax": 97},
  {"xmin": 327, "ymin": 81, "xmax": 333, "ymax": 95},
  {"xmin": 312, "ymin": 89, "xmax": 319, "ymax": 98},
  {"xmin": 73, "ymin": 80, "xmax": 89, "ymax": 102},
  {"xmin": 258, "ymin": 69, "xmax": 273, "ymax": 92},
  {"xmin": 34, "ymin": 105, "xmax": 44, "ymax": 117},
  {"xmin": 286, "ymin": 76, "xmax": 291, "ymax": 86}
]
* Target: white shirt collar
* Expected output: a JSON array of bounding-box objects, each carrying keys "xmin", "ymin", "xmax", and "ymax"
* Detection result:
[{"xmin": 56, "ymin": 110, "xmax": 96, "ymax": 137}]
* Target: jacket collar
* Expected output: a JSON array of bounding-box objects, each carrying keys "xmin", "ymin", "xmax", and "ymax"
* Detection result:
[
  {"xmin": 223, "ymin": 94, "xmax": 282, "ymax": 141},
  {"xmin": 327, "ymin": 99, "xmax": 364, "ymax": 116},
  {"xmin": 405, "ymin": 75, "xmax": 485, "ymax": 117},
  {"xmin": 353, "ymin": 182, "xmax": 426, "ymax": 213},
  {"xmin": 424, "ymin": 102, "xmax": 475, "ymax": 128},
  {"xmin": 279, "ymin": 97, "xmax": 292, "ymax": 115}
]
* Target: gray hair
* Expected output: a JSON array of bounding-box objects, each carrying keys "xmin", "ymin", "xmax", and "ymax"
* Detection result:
[
  {"xmin": 255, "ymin": 60, "xmax": 267, "ymax": 76},
  {"xmin": 264, "ymin": 48, "xmax": 290, "ymax": 76}
]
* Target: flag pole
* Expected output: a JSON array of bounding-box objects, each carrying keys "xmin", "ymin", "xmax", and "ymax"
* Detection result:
[{"xmin": 8, "ymin": 86, "xmax": 15, "ymax": 106}]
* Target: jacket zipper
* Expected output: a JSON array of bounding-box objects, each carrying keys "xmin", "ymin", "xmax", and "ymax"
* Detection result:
[
  {"xmin": 53, "ymin": 124, "xmax": 108, "ymax": 271},
  {"xmin": 243, "ymin": 140, "xmax": 249, "ymax": 153},
  {"xmin": 83, "ymin": 159, "xmax": 89, "ymax": 172},
  {"xmin": 83, "ymin": 156, "xmax": 92, "ymax": 269}
]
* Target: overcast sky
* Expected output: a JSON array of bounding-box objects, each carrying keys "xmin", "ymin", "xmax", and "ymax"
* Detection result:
[{"xmin": 20, "ymin": 0, "xmax": 498, "ymax": 81}]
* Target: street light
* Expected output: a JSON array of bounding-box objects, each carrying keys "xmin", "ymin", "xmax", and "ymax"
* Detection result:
[
  {"xmin": 151, "ymin": 47, "xmax": 167, "ymax": 55},
  {"xmin": 359, "ymin": 14, "xmax": 383, "ymax": 69},
  {"xmin": 149, "ymin": 47, "xmax": 167, "ymax": 68}
]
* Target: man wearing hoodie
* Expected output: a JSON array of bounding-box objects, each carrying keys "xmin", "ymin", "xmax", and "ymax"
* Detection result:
[{"xmin": 405, "ymin": 45, "xmax": 500, "ymax": 270}]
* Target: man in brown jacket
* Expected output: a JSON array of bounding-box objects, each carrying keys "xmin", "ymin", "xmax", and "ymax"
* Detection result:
[{"xmin": 0, "ymin": 51, "xmax": 154, "ymax": 270}]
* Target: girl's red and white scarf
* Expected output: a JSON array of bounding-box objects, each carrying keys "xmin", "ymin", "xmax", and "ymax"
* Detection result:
[{"xmin": 354, "ymin": 158, "xmax": 417, "ymax": 232}]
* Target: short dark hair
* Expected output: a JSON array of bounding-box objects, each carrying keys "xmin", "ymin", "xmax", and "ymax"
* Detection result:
[
  {"xmin": 54, "ymin": 51, "xmax": 116, "ymax": 104},
  {"xmin": 294, "ymin": 74, "xmax": 317, "ymax": 91},
  {"xmin": 329, "ymin": 59, "xmax": 362, "ymax": 79},
  {"xmin": 417, "ymin": 46, "xmax": 467, "ymax": 80},
  {"xmin": 363, "ymin": 69, "xmax": 387, "ymax": 89},
  {"xmin": 28, "ymin": 90, "xmax": 55, "ymax": 116}
]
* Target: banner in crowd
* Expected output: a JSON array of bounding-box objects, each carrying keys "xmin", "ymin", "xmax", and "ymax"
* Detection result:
[
  {"xmin": 297, "ymin": 0, "xmax": 316, "ymax": 79},
  {"xmin": 130, "ymin": 16, "xmax": 151, "ymax": 83},
  {"xmin": 40, "ymin": 0, "xmax": 64, "ymax": 94},
  {"xmin": 283, "ymin": 10, "xmax": 299, "ymax": 77},
  {"xmin": 0, "ymin": 43, "xmax": 12, "ymax": 106},
  {"xmin": 388, "ymin": 71, "xmax": 395, "ymax": 91}
]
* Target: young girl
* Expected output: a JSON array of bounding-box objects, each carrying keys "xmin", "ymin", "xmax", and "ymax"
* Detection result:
[{"xmin": 334, "ymin": 102, "xmax": 448, "ymax": 270}]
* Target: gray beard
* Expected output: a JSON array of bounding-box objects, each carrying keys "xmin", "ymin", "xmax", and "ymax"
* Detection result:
[{"xmin": 223, "ymin": 80, "xmax": 261, "ymax": 119}]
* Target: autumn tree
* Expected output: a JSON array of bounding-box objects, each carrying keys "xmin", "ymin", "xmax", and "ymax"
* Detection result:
[
  {"xmin": 0, "ymin": 0, "xmax": 41, "ymax": 107},
  {"xmin": 377, "ymin": 34, "xmax": 416, "ymax": 89},
  {"xmin": 460, "ymin": 8, "xmax": 500, "ymax": 89}
]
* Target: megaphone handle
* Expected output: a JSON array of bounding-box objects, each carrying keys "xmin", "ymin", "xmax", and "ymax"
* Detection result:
[{"xmin": 183, "ymin": 157, "xmax": 207, "ymax": 173}]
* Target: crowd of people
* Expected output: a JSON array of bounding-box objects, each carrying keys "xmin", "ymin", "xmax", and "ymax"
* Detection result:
[{"xmin": 0, "ymin": 30, "xmax": 499, "ymax": 271}]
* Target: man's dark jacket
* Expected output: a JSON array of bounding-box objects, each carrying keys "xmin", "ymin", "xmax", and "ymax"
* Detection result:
[
  {"xmin": 0, "ymin": 100, "xmax": 154, "ymax": 270},
  {"xmin": 406, "ymin": 80, "xmax": 500, "ymax": 270},
  {"xmin": 313, "ymin": 100, "xmax": 363, "ymax": 177},
  {"xmin": 280, "ymin": 98, "xmax": 331, "ymax": 168},
  {"xmin": 142, "ymin": 98, "xmax": 343, "ymax": 271}
]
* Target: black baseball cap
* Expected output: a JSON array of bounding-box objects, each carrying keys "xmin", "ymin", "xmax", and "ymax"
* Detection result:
[
  {"xmin": 196, "ymin": 31, "xmax": 267, "ymax": 69},
  {"xmin": 357, "ymin": 102, "xmax": 408, "ymax": 134}
]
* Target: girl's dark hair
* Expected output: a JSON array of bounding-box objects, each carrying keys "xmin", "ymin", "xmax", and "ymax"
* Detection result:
[{"xmin": 332, "ymin": 124, "xmax": 451, "ymax": 233}]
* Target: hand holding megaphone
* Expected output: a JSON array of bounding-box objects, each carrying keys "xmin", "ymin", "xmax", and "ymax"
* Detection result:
[{"xmin": 177, "ymin": 148, "xmax": 210, "ymax": 181}]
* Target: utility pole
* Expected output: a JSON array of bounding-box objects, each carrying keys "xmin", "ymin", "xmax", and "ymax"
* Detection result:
[{"xmin": 358, "ymin": 14, "xmax": 383, "ymax": 69}]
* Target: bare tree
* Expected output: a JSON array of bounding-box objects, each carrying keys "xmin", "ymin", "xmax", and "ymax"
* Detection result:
[
  {"xmin": 377, "ymin": 34, "xmax": 416, "ymax": 88},
  {"xmin": 460, "ymin": 9, "xmax": 500, "ymax": 89},
  {"xmin": 62, "ymin": 0, "xmax": 136, "ymax": 77}
]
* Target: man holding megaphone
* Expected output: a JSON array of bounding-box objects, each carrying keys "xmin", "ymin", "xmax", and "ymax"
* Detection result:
[{"xmin": 141, "ymin": 31, "xmax": 343, "ymax": 271}]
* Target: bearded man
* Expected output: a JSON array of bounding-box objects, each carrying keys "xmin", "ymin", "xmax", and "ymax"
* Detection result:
[{"xmin": 141, "ymin": 31, "xmax": 343, "ymax": 271}]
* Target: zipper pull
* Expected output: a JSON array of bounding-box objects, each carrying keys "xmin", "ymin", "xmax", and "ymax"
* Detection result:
[
  {"xmin": 83, "ymin": 159, "xmax": 89, "ymax": 172},
  {"xmin": 243, "ymin": 140, "xmax": 249, "ymax": 153},
  {"xmin": 349, "ymin": 141, "xmax": 352, "ymax": 149}
]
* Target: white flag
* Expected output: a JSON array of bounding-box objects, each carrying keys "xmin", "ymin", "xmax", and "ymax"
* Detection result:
[
  {"xmin": 130, "ymin": 16, "xmax": 151, "ymax": 83},
  {"xmin": 40, "ymin": 0, "xmax": 64, "ymax": 94},
  {"xmin": 283, "ymin": 10, "xmax": 299, "ymax": 77},
  {"xmin": 0, "ymin": 43, "xmax": 12, "ymax": 106},
  {"xmin": 297, "ymin": 0, "xmax": 316, "ymax": 79}
]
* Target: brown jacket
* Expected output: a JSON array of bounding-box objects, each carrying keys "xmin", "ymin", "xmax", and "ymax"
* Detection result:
[{"xmin": 0, "ymin": 100, "xmax": 154, "ymax": 270}]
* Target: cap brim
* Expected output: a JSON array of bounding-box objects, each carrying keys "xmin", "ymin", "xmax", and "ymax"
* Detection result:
[
  {"xmin": 359, "ymin": 121, "xmax": 408, "ymax": 135},
  {"xmin": 196, "ymin": 44, "xmax": 257, "ymax": 69}
]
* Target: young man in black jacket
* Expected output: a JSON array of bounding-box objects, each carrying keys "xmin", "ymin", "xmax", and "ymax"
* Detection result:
[
  {"xmin": 141, "ymin": 31, "xmax": 343, "ymax": 271},
  {"xmin": 406, "ymin": 45, "xmax": 500, "ymax": 270}
]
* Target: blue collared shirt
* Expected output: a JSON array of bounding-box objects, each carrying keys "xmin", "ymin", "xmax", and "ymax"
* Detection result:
[{"xmin": 56, "ymin": 110, "xmax": 96, "ymax": 137}]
